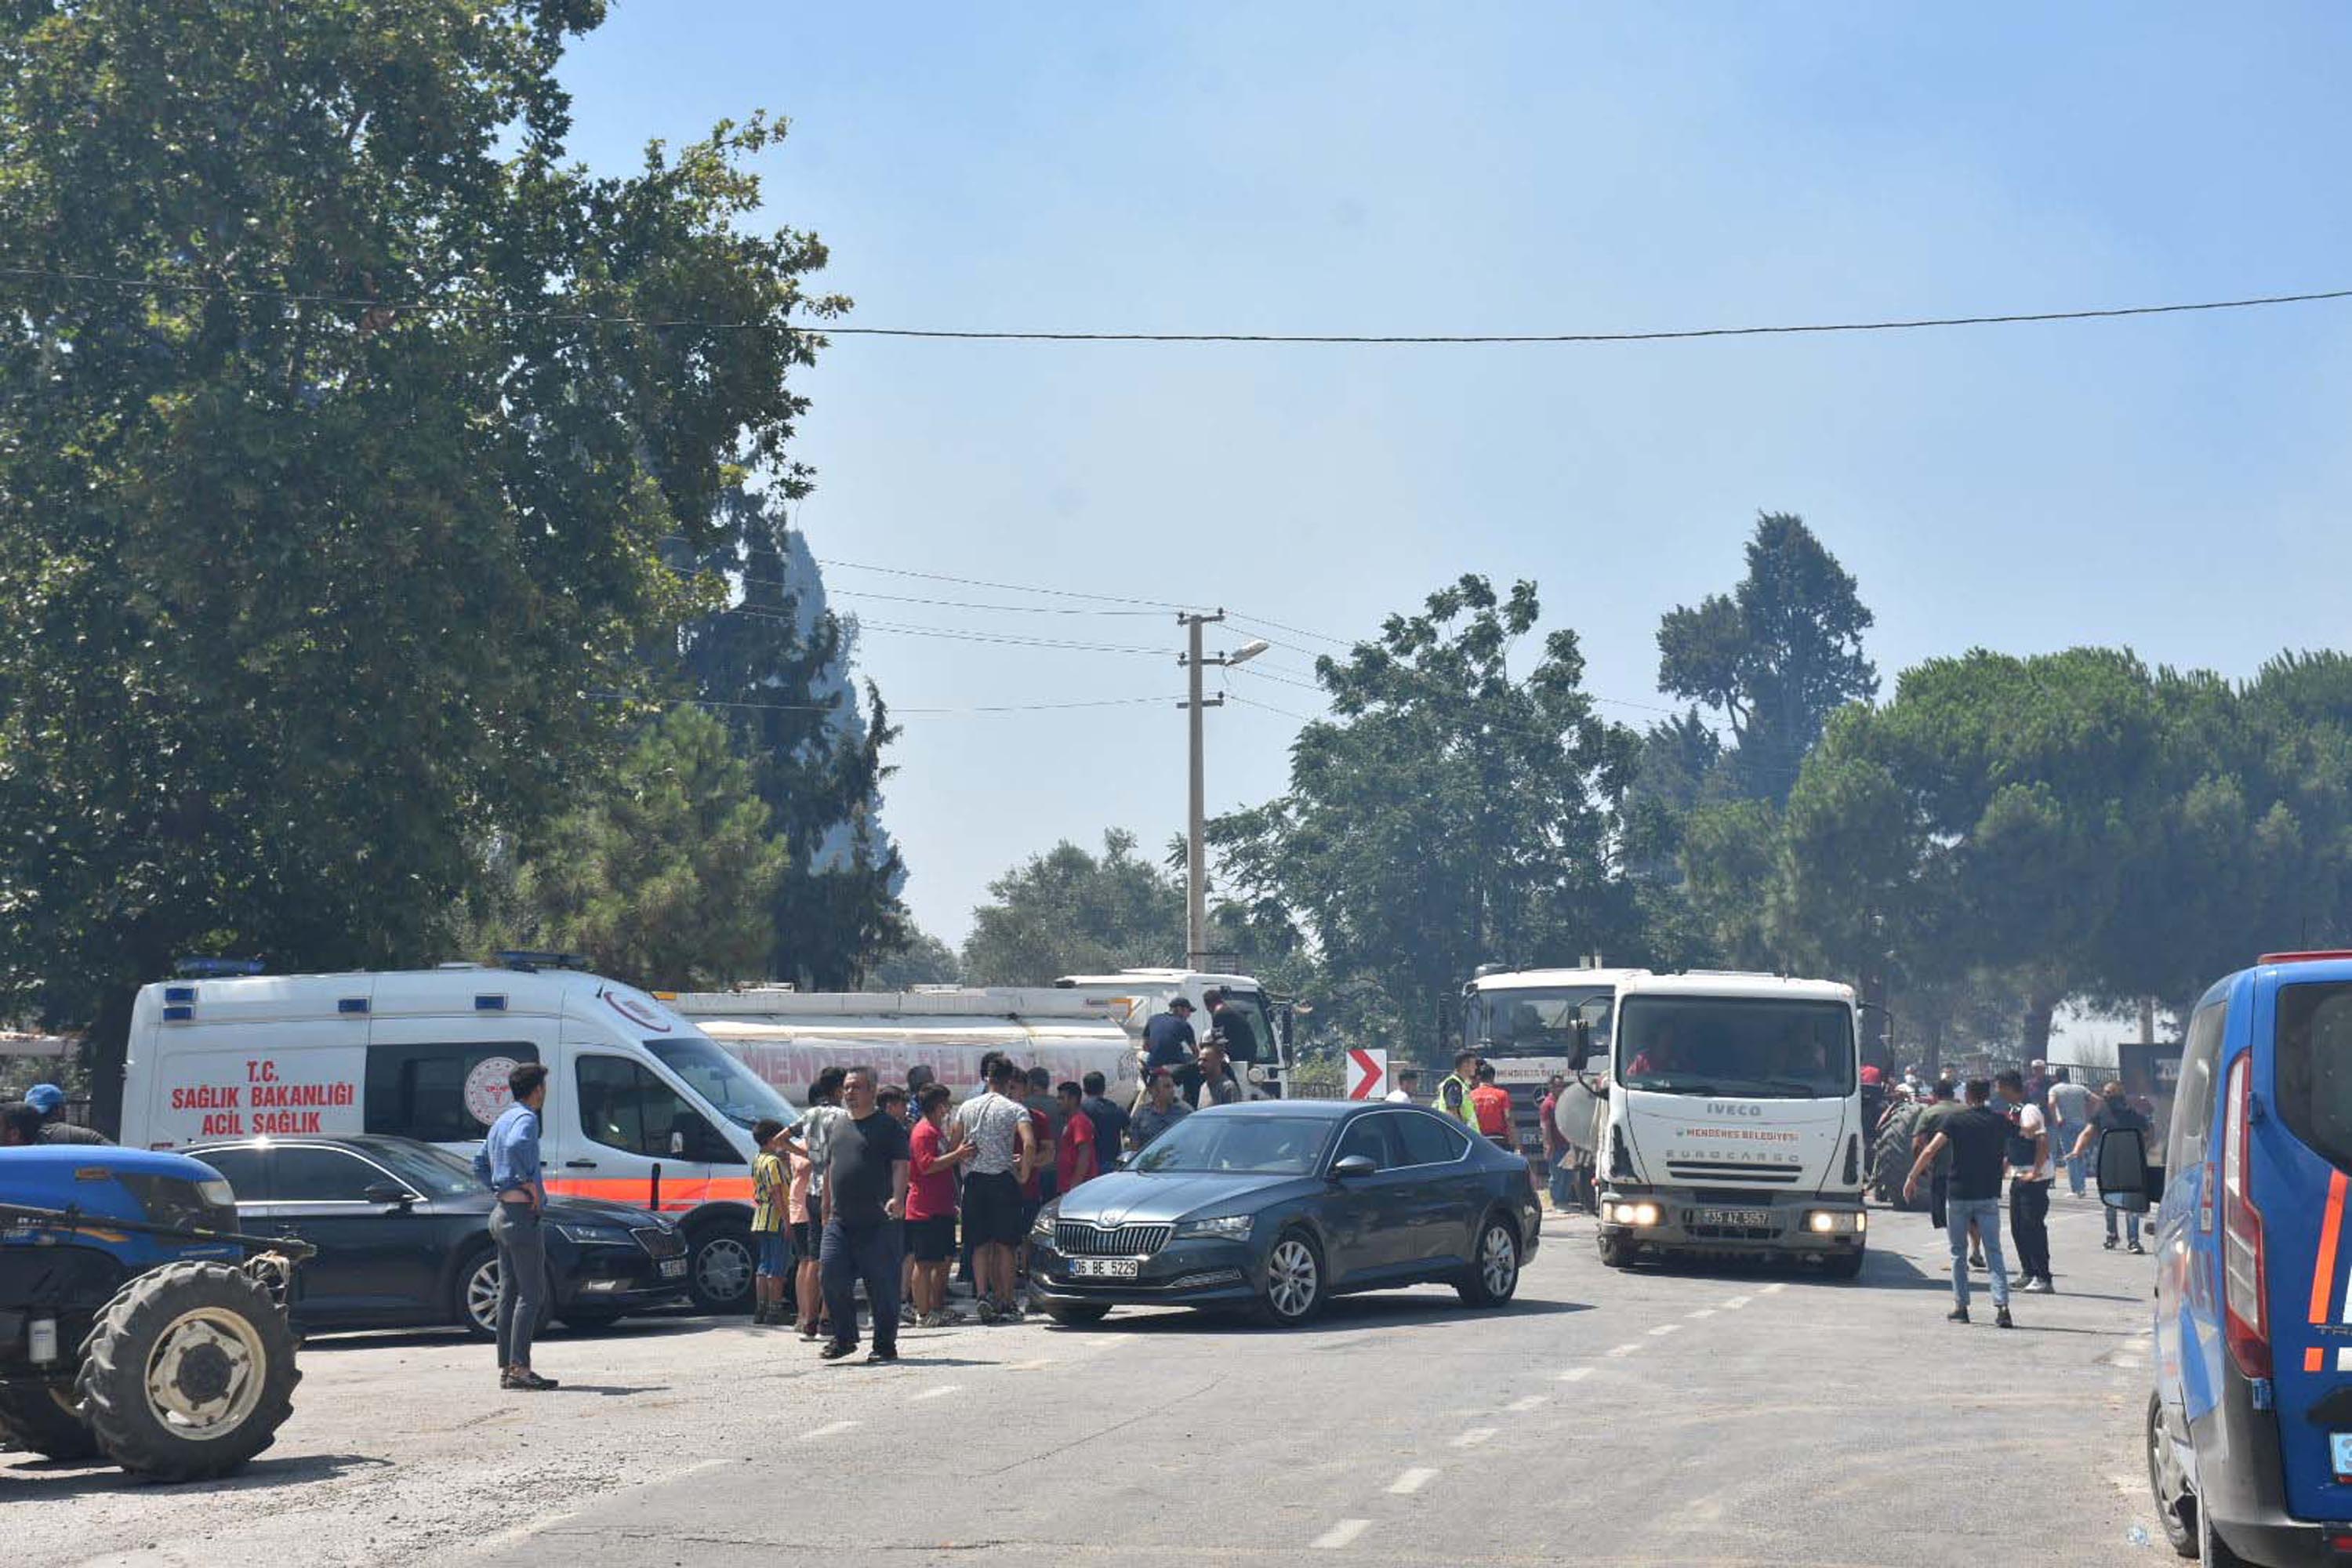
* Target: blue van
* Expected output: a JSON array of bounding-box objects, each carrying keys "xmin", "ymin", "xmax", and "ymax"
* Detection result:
[{"xmin": 2106, "ymin": 951, "xmax": 2352, "ymax": 1566}]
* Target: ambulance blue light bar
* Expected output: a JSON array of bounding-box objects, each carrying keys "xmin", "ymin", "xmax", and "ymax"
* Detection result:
[
  {"xmin": 495, "ymin": 950, "xmax": 590, "ymax": 974},
  {"xmin": 173, "ymin": 957, "xmax": 265, "ymax": 978}
]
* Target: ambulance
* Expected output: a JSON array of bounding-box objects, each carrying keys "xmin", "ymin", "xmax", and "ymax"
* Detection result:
[{"xmin": 118, "ymin": 956, "xmax": 796, "ymax": 1314}]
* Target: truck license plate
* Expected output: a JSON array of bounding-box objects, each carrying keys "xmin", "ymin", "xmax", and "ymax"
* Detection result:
[
  {"xmin": 2332, "ymin": 1432, "xmax": 2352, "ymax": 1479},
  {"xmin": 1070, "ymin": 1258, "xmax": 1140, "ymax": 1279},
  {"xmin": 659, "ymin": 1258, "xmax": 688, "ymax": 1279},
  {"xmin": 1692, "ymin": 1207, "xmax": 1773, "ymax": 1229}
]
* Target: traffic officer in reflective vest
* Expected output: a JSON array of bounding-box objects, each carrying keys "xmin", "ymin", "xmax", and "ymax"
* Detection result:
[{"xmin": 1436, "ymin": 1049, "xmax": 1481, "ymax": 1127}]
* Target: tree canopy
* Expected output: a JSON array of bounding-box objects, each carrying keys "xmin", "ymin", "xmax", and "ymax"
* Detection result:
[{"xmin": 960, "ymin": 829, "xmax": 1189, "ymax": 987}]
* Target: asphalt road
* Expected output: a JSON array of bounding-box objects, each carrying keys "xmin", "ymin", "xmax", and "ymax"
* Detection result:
[{"xmin": 6, "ymin": 1192, "xmax": 2162, "ymax": 1567}]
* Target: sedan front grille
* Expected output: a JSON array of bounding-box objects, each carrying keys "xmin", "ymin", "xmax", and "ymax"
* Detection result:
[
  {"xmin": 1054, "ymin": 1221, "xmax": 1171, "ymax": 1258},
  {"xmin": 631, "ymin": 1225, "xmax": 686, "ymax": 1259}
]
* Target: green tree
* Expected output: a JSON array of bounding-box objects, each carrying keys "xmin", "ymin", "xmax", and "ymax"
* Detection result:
[
  {"xmin": 0, "ymin": 2, "xmax": 839, "ymax": 1124},
  {"xmin": 1657, "ymin": 513, "xmax": 1877, "ymax": 801},
  {"xmin": 865, "ymin": 927, "xmax": 962, "ymax": 990},
  {"xmin": 488, "ymin": 707, "xmax": 787, "ymax": 989},
  {"xmin": 1210, "ymin": 575, "xmax": 1641, "ymax": 1061},
  {"xmin": 961, "ymin": 829, "xmax": 1189, "ymax": 987}
]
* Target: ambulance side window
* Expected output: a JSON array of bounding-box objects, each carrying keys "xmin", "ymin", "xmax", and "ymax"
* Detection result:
[
  {"xmin": 575, "ymin": 1055, "xmax": 734, "ymax": 1163},
  {"xmin": 365, "ymin": 1041, "xmax": 541, "ymax": 1145}
]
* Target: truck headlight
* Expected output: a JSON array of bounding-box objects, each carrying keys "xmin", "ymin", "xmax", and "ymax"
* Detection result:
[
  {"xmin": 1173, "ymin": 1214, "xmax": 1254, "ymax": 1240},
  {"xmin": 1607, "ymin": 1201, "xmax": 1662, "ymax": 1228},
  {"xmin": 1806, "ymin": 1210, "xmax": 1864, "ymax": 1234}
]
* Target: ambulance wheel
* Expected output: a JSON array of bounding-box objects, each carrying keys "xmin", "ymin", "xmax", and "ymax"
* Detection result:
[
  {"xmin": 76, "ymin": 1261, "xmax": 299, "ymax": 1483},
  {"xmin": 688, "ymin": 1223, "xmax": 756, "ymax": 1314},
  {"xmin": 0, "ymin": 1381, "xmax": 101, "ymax": 1461}
]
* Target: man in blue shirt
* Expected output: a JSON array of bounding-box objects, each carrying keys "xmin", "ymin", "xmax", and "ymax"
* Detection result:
[
  {"xmin": 481, "ymin": 1062, "xmax": 557, "ymax": 1391},
  {"xmin": 1140, "ymin": 996, "xmax": 1197, "ymax": 1104}
]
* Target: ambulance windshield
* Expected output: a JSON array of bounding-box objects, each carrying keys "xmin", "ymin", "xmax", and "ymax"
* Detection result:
[{"xmin": 644, "ymin": 1037, "xmax": 801, "ymax": 1131}]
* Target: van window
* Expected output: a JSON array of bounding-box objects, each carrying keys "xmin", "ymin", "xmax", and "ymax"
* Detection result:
[
  {"xmin": 575, "ymin": 1054, "xmax": 740, "ymax": 1165},
  {"xmin": 2169, "ymin": 1000, "xmax": 2228, "ymax": 1174},
  {"xmin": 365, "ymin": 1041, "xmax": 541, "ymax": 1145},
  {"xmin": 2275, "ymin": 982, "xmax": 2352, "ymax": 1171}
]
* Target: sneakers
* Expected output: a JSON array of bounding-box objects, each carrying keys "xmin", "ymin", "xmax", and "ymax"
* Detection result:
[
  {"xmin": 974, "ymin": 1300, "xmax": 999, "ymax": 1326},
  {"xmin": 865, "ymin": 1346, "xmax": 899, "ymax": 1364},
  {"xmin": 2129, "ymin": 1241, "xmax": 2147, "ymax": 1255},
  {"xmin": 2021, "ymin": 1277, "xmax": 2054, "ymax": 1294},
  {"xmin": 2103, "ymin": 1236, "xmax": 2118, "ymax": 1250},
  {"xmin": 1947, "ymin": 1305, "xmax": 1969, "ymax": 1323},
  {"xmin": 918, "ymin": 1310, "xmax": 959, "ymax": 1329},
  {"xmin": 1994, "ymin": 1307, "xmax": 2016, "ymax": 1329},
  {"xmin": 502, "ymin": 1367, "xmax": 559, "ymax": 1391},
  {"xmin": 818, "ymin": 1341, "xmax": 857, "ymax": 1361},
  {"xmin": 1969, "ymin": 1252, "xmax": 1987, "ymax": 1271},
  {"xmin": 899, "ymin": 1302, "xmax": 919, "ymax": 1327}
]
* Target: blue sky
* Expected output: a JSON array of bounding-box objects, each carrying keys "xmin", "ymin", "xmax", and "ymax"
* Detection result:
[{"xmin": 557, "ymin": 4, "xmax": 2352, "ymax": 948}]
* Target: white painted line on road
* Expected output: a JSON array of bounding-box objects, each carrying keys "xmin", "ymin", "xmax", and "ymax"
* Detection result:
[
  {"xmin": 1606, "ymin": 1342, "xmax": 1643, "ymax": 1358},
  {"xmin": 1722, "ymin": 1295, "xmax": 1752, "ymax": 1308},
  {"xmin": 1506, "ymin": 1394, "xmax": 1548, "ymax": 1413},
  {"xmin": 1557, "ymin": 1367, "xmax": 1594, "ymax": 1383},
  {"xmin": 1761, "ymin": 1282, "xmax": 1788, "ymax": 1295},
  {"xmin": 1687, "ymin": 1308, "xmax": 1717, "ymax": 1319},
  {"xmin": 1005, "ymin": 1358, "xmax": 1053, "ymax": 1371},
  {"xmin": 1451, "ymin": 1427, "xmax": 1499, "ymax": 1448},
  {"xmin": 1388, "ymin": 1468, "xmax": 1440, "ymax": 1495},
  {"xmin": 801, "ymin": 1420, "xmax": 859, "ymax": 1440},
  {"xmin": 1083, "ymin": 1337, "xmax": 1127, "ymax": 1352},
  {"xmin": 1647, "ymin": 1323, "xmax": 1682, "ymax": 1338},
  {"xmin": 909, "ymin": 1384, "xmax": 961, "ymax": 1402},
  {"xmin": 1312, "ymin": 1519, "xmax": 1373, "ymax": 1550}
]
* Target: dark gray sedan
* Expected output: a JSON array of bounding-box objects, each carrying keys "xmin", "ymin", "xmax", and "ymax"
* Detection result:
[{"xmin": 1029, "ymin": 1099, "xmax": 1541, "ymax": 1327}]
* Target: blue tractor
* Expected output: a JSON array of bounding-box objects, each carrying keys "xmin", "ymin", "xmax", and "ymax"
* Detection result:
[{"xmin": 1, "ymin": 1145, "xmax": 308, "ymax": 1481}]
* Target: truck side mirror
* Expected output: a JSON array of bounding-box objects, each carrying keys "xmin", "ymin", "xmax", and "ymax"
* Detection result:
[{"xmin": 2096, "ymin": 1127, "xmax": 2161, "ymax": 1214}]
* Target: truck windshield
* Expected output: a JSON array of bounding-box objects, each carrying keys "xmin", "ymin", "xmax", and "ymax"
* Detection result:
[
  {"xmin": 1470, "ymin": 987, "xmax": 1613, "ymax": 1061},
  {"xmin": 2276, "ymin": 982, "xmax": 2352, "ymax": 1169},
  {"xmin": 644, "ymin": 1037, "xmax": 802, "ymax": 1132},
  {"xmin": 1616, "ymin": 996, "xmax": 1854, "ymax": 1098}
]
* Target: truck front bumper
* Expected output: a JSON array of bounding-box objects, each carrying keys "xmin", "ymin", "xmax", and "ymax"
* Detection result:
[{"xmin": 1595, "ymin": 1187, "xmax": 1867, "ymax": 1256}]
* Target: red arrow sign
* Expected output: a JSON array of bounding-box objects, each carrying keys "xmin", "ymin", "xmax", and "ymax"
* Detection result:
[{"xmin": 1345, "ymin": 1047, "xmax": 1388, "ymax": 1101}]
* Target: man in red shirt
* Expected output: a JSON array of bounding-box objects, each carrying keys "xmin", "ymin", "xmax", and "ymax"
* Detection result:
[
  {"xmin": 1469, "ymin": 1063, "xmax": 1515, "ymax": 1149},
  {"xmin": 1054, "ymin": 1081, "xmax": 1098, "ymax": 1194},
  {"xmin": 906, "ymin": 1083, "xmax": 972, "ymax": 1327}
]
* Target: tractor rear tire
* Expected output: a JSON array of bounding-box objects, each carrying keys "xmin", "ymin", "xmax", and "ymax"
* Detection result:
[
  {"xmin": 0, "ymin": 1381, "xmax": 101, "ymax": 1462},
  {"xmin": 77, "ymin": 1261, "xmax": 300, "ymax": 1483}
]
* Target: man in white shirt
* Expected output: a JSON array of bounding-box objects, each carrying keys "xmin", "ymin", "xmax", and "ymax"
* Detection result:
[
  {"xmin": 947, "ymin": 1055, "xmax": 1036, "ymax": 1323},
  {"xmin": 1997, "ymin": 1068, "xmax": 2056, "ymax": 1294},
  {"xmin": 1384, "ymin": 1067, "xmax": 1420, "ymax": 1105}
]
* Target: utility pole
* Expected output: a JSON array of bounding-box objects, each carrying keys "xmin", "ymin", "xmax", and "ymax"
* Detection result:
[{"xmin": 1178, "ymin": 611, "xmax": 1269, "ymax": 969}]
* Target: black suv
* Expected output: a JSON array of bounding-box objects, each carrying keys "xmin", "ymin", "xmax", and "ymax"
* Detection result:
[{"xmin": 184, "ymin": 1135, "xmax": 688, "ymax": 1336}]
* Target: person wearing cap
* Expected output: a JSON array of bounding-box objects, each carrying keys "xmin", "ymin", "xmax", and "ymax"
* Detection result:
[{"xmin": 24, "ymin": 1083, "xmax": 108, "ymax": 1145}]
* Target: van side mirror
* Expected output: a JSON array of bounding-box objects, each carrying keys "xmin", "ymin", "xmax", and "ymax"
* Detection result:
[{"xmin": 2096, "ymin": 1127, "xmax": 2161, "ymax": 1214}]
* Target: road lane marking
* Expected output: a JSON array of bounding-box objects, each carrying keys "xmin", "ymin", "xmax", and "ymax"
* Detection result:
[
  {"xmin": 1761, "ymin": 1283, "xmax": 1788, "ymax": 1294},
  {"xmin": 802, "ymin": 1420, "xmax": 858, "ymax": 1439},
  {"xmin": 1606, "ymin": 1342, "xmax": 1642, "ymax": 1357},
  {"xmin": 1722, "ymin": 1295, "xmax": 1751, "ymax": 1308},
  {"xmin": 1506, "ymin": 1394, "xmax": 1547, "ymax": 1413},
  {"xmin": 1557, "ymin": 1367, "xmax": 1593, "ymax": 1383},
  {"xmin": 1005, "ymin": 1358, "xmax": 1053, "ymax": 1370},
  {"xmin": 1312, "ymin": 1519, "xmax": 1372, "ymax": 1550},
  {"xmin": 1647, "ymin": 1323, "xmax": 1682, "ymax": 1338},
  {"xmin": 1451, "ymin": 1428, "xmax": 1499, "ymax": 1448},
  {"xmin": 909, "ymin": 1384, "xmax": 961, "ymax": 1402},
  {"xmin": 1687, "ymin": 1308, "xmax": 1717, "ymax": 1319},
  {"xmin": 1388, "ymin": 1468, "xmax": 1440, "ymax": 1495}
]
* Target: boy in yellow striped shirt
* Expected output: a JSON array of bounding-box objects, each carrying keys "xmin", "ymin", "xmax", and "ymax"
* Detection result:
[{"xmin": 750, "ymin": 1118, "xmax": 793, "ymax": 1327}]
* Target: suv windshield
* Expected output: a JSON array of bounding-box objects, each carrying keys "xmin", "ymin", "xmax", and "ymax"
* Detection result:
[
  {"xmin": 1470, "ymin": 986, "xmax": 1613, "ymax": 1061},
  {"xmin": 2276, "ymin": 982, "xmax": 2352, "ymax": 1169},
  {"xmin": 1131, "ymin": 1115, "xmax": 1331, "ymax": 1175},
  {"xmin": 1616, "ymin": 996, "xmax": 1855, "ymax": 1098},
  {"xmin": 644, "ymin": 1037, "xmax": 802, "ymax": 1132}
]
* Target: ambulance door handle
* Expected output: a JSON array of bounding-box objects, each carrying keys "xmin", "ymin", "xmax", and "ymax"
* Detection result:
[{"xmin": 564, "ymin": 1160, "xmax": 599, "ymax": 1170}]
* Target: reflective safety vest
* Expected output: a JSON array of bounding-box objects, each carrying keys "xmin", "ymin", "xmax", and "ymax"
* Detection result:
[{"xmin": 1436, "ymin": 1073, "xmax": 1475, "ymax": 1127}]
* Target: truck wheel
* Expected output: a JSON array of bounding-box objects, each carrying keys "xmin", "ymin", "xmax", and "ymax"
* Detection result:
[
  {"xmin": 0, "ymin": 1381, "xmax": 101, "ymax": 1461},
  {"xmin": 1457, "ymin": 1211, "xmax": 1523, "ymax": 1307},
  {"xmin": 76, "ymin": 1261, "xmax": 299, "ymax": 1483},
  {"xmin": 688, "ymin": 1224, "xmax": 756, "ymax": 1314},
  {"xmin": 1597, "ymin": 1232, "xmax": 1632, "ymax": 1269},
  {"xmin": 1820, "ymin": 1249, "xmax": 1865, "ymax": 1280}
]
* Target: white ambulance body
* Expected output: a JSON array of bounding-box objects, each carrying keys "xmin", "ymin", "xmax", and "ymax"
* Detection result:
[
  {"xmin": 669, "ymin": 988, "xmax": 1137, "ymax": 1102},
  {"xmin": 118, "ymin": 962, "xmax": 793, "ymax": 1312}
]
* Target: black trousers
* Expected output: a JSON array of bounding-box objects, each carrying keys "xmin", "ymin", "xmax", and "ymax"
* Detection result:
[{"xmin": 2009, "ymin": 1178, "xmax": 2052, "ymax": 1281}]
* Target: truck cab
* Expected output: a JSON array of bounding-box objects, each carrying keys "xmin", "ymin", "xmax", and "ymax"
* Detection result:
[
  {"xmin": 1050, "ymin": 969, "xmax": 1292, "ymax": 1098},
  {"xmin": 1592, "ymin": 972, "xmax": 1867, "ymax": 1276}
]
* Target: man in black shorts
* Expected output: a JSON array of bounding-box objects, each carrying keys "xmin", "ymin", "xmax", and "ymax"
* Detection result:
[{"xmin": 949, "ymin": 1056, "xmax": 1036, "ymax": 1323}]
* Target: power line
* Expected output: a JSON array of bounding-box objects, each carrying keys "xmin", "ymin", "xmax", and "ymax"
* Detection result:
[
  {"xmin": 9, "ymin": 262, "xmax": 2350, "ymax": 344},
  {"xmin": 720, "ymin": 603, "xmax": 1171, "ymax": 656},
  {"xmin": 597, "ymin": 690, "xmax": 1181, "ymax": 718}
]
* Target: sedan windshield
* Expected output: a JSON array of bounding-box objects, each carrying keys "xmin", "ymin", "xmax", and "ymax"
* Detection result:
[
  {"xmin": 1132, "ymin": 1115, "xmax": 1331, "ymax": 1175},
  {"xmin": 1616, "ymin": 996, "xmax": 1855, "ymax": 1098},
  {"xmin": 644, "ymin": 1037, "xmax": 802, "ymax": 1132}
]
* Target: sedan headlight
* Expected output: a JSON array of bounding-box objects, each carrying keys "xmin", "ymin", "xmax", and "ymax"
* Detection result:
[
  {"xmin": 555, "ymin": 1223, "xmax": 635, "ymax": 1246},
  {"xmin": 1172, "ymin": 1214, "xmax": 1254, "ymax": 1240},
  {"xmin": 1030, "ymin": 1200, "xmax": 1061, "ymax": 1240}
]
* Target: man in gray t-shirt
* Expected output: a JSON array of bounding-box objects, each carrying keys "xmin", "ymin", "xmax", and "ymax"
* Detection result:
[
  {"xmin": 2046, "ymin": 1070, "xmax": 2095, "ymax": 1196},
  {"xmin": 948, "ymin": 1059, "xmax": 1036, "ymax": 1320},
  {"xmin": 1128, "ymin": 1070, "xmax": 1192, "ymax": 1151}
]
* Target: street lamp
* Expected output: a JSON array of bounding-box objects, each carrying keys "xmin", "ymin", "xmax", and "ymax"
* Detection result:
[{"xmin": 1178, "ymin": 619, "xmax": 1269, "ymax": 967}]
